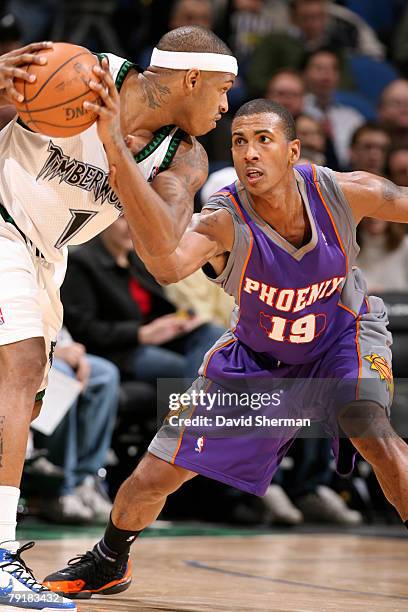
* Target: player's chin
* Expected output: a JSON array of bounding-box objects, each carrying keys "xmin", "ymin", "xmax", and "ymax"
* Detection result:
[{"xmin": 193, "ymin": 120, "xmax": 217, "ymax": 136}]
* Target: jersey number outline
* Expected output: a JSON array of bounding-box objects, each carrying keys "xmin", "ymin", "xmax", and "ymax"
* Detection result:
[
  {"xmin": 55, "ymin": 209, "xmax": 97, "ymax": 249},
  {"xmin": 260, "ymin": 313, "xmax": 327, "ymax": 344}
]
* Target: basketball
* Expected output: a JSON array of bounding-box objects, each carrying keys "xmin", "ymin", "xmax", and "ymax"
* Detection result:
[{"xmin": 14, "ymin": 42, "xmax": 101, "ymax": 137}]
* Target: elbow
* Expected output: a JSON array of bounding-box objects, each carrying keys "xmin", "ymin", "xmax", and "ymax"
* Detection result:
[{"xmin": 152, "ymin": 270, "xmax": 181, "ymax": 286}]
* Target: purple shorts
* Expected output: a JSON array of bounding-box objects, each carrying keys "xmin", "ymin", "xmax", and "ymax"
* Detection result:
[{"xmin": 149, "ymin": 308, "xmax": 392, "ymax": 496}]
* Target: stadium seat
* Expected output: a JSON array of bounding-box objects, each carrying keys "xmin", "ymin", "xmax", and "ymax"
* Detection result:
[{"xmin": 349, "ymin": 54, "xmax": 399, "ymax": 106}]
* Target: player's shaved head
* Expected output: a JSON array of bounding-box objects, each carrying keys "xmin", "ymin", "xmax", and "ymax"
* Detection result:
[
  {"xmin": 157, "ymin": 25, "xmax": 233, "ymax": 56},
  {"xmin": 234, "ymin": 99, "xmax": 297, "ymax": 141}
]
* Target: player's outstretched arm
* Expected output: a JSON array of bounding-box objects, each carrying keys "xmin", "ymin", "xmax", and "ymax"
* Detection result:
[
  {"xmin": 0, "ymin": 41, "xmax": 53, "ymax": 105},
  {"xmin": 139, "ymin": 208, "xmax": 234, "ymax": 286},
  {"xmin": 85, "ymin": 61, "xmax": 208, "ymax": 256},
  {"xmin": 335, "ymin": 171, "xmax": 408, "ymax": 224}
]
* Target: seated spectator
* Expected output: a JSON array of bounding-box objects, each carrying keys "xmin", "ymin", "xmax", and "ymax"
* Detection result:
[
  {"xmin": 388, "ymin": 148, "xmax": 408, "ymax": 187},
  {"xmin": 215, "ymin": 0, "xmax": 279, "ymax": 65},
  {"xmin": 295, "ymin": 113, "xmax": 326, "ymax": 165},
  {"xmin": 357, "ymin": 219, "xmax": 408, "ymax": 293},
  {"xmin": 349, "ymin": 123, "xmax": 391, "ymax": 175},
  {"xmin": 265, "ymin": 69, "xmax": 305, "ymax": 118},
  {"xmin": 165, "ymin": 270, "xmax": 235, "ymax": 329},
  {"xmin": 169, "ymin": 0, "xmax": 213, "ymax": 29},
  {"xmin": 247, "ymin": 0, "xmax": 380, "ymax": 97},
  {"xmin": 62, "ymin": 217, "xmax": 225, "ymax": 383},
  {"xmin": 303, "ymin": 48, "xmax": 364, "ymax": 169},
  {"xmin": 34, "ymin": 328, "xmax": 119, "ymax": 524},
  {"xmin": 378, "ymin": 79, "xmax": 408, "ymax": 149}
]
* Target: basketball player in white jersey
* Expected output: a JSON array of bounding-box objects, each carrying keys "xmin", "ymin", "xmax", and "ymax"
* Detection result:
[{"xmin": 0, "ymin": 26, "xmax": 237, "ymax": 611}]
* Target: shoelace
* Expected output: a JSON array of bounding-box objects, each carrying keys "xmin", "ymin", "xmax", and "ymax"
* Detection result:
[
  {"xmin": 0, "ymin": 542, "xmax": 48, "ymax": 592},
  {"xmin": 67, "ymin": 550, "xmax": 99, "ymax": 571}
]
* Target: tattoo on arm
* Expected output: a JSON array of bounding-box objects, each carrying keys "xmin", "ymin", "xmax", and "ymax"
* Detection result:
[
  {"xmin": 140, "ymin": 78, "xmax": 171, "ymax": 110},
  {"xmin": 0, "ymin": 416, "xmax": 4, "ymax": 468},
  {"xmin": 382, "ymin": 178, "xmax": 407, "ymax": 201}
]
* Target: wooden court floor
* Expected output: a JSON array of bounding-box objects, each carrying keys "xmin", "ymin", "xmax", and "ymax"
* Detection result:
[{"xmin": 29, "ymin": 531, "xmax": 408, "ymax": 612}]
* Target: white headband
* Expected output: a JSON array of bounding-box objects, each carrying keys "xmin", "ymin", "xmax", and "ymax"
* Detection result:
[{"xmin": 150, "ymin": 47, "xmax": 238, "ymax": 76}]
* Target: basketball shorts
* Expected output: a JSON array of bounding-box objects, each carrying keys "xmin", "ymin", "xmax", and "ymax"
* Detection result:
[
  {"xmin": 149, "ymin": 295, "xmax": 393, "ymax": 496},
  {"xmin": 0, "ymin": 216, "xmax": 66, "ymax": 398}
]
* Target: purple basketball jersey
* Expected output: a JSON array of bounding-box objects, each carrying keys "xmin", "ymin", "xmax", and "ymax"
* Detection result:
[{"xmin": 203, "ymin": 164, "xmax": 367, "ymax": 368}]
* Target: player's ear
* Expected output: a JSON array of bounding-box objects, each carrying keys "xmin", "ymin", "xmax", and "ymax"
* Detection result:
[
  {"xmin": 289, "ymin": 139, "xmax": 301, "ymax": 164},
  {"xmin": 184, "ymin": 69, "xmax": 201, "ymax": 92}
]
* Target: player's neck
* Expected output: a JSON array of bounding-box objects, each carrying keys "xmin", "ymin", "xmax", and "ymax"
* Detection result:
[
  {"xmin": 251, "ymin": 172, "xmax": 306, "ymax": 241},
  {"xmin": 120, "ymin": 71, "xmax": 178, "ymax": 134},
  {"xmin": 252, "ymin": 171, "xmax": 301, "ymax": 217}
]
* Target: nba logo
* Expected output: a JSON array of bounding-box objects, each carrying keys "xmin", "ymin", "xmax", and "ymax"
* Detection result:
[
  {"xmin": 195, "ymin": 436, "xmax": 205, "ymax": 453},
  {"xmin": 0, "ymin": 308, "xmax": 4, "ymax": 325}
]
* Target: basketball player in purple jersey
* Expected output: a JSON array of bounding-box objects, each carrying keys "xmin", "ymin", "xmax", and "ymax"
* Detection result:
[{"xmin": 45, "ymin": 98, "xmax": 408, "ymax": 597}]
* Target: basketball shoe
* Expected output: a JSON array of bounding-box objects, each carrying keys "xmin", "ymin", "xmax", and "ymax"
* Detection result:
[
  {"xmin": 43, "ymin": 545, "xmax": 131, "ymax": 599},
  {"xmin": 0, "ymin": 541, "xmax": 76, "ymax": 610}
]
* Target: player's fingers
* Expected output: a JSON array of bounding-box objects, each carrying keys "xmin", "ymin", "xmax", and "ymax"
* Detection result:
[
  {"xmin": 5, "ymin": 83, "xmax": 24, "ymax": 103},
  {"xmin": 89, "ymin": 78, "xmax": 116, "ymax": 110},
  {"xmin": 5, "ymin": 52, "xmax": 49, "ymax": 67},
  {"xmin": 6, "ymin": 41, "xmax": 53, "ymax": 57},
  {"xmin": 92, "ymin": 64, "xmax": 118, "ymax": 100},
  {"xmin": 2, "ymin": 65, "xmax": 36, "ymax": 82},
  {"xmin": 83, "ymin": 99, "xmax": 104, "ymax": 115}
]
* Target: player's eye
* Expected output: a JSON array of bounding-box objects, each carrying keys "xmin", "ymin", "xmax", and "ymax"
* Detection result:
[
  {"xmin": 234, "ymin": 137, "xmax": 245, "ymax": 145},
  {"xmin": 259, "ymin": 135, "xmax": 271, "ymax": 143}
]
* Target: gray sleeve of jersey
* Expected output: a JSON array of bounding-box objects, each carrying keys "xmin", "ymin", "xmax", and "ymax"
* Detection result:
[
  {"xmin": 202, "ymin": 194, "xmax": 252, "ymax": 302},
  {"xmin": 315, "ymin": 165, "xmax": 366, "ymax": 315},
  {"xmin": 314, "ymin": 165, "xmax": 360, "ymax": 265}
]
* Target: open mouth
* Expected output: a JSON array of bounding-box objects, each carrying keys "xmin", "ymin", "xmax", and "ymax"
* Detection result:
[{"xmin": 246, "ymin": 168, "xmax": 263, "ymax": 183}]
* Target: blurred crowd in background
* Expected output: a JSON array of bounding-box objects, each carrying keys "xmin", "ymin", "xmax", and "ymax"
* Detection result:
[{"xmin": 2, "ymin": 0, "xmax": 408, "ymax": 530}]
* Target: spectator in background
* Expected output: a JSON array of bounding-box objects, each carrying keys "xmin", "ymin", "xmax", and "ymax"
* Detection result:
[
  {"xmin": 388, "ymin": 148, "xmax": 408, "ymax": 187},
  {"xmin": 215, "ymin": 0, "xmax": 279, "ymax": 65},
  {"xmin": 246, "ymin": 0, "xmax": 382, "ymax": 97},
  {"xmin": 378, "ymin": 80, "xmax": 408, "ymax": 149},
  {"xmin": 61, "ymin": 217, "xmax": 225, "ymax": 384},
  {"xmin": 169, "ymin": 0, "xmax": 213, "ymax": 29},
  {"xmin": 295, "ymin": 113, "xmax": 326, "ymax": 165},
  {"xmin": 35, "ymin": 329, "xmax": 119, "ymax": 524},
  {"xmin": 349, "ymin": 123, "xmax": 391, "ymax": 175},
  {"xmin": 265, "ymin": 69, "xmax": 305, "ymax": 118},
  {"xmin": 303, "ymin": 48, "xmax": 364, "ymax": 169},
  {"xmin": 357, "ymin": 220, "xmax": 408, "ymax": 293}
]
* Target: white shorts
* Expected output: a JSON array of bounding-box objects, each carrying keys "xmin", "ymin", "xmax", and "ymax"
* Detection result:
[{"xmin": 0, "ymin": 218, "xmax": 66, "ymax": 397}]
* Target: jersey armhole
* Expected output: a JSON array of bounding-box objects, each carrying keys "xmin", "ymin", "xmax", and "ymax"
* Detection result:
[{"xmin": 200, "ymin": 205, "xmax": 238, "ymax": 286}]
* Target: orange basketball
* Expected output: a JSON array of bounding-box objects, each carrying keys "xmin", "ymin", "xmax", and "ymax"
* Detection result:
[{"xmin": 14, "ymin": 42, "xmax": 101, "ymax": 137}]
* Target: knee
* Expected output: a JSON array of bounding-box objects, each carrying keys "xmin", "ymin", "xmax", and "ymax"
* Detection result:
[
  {"xmin": 338, "ymin": 401, "xmax": 390, "ymax": 439},
  {"xmin": 1, "ymin": 337, "xmax": 47, "ymax": 393},
  {"xmin": 129, "ymin": 454, "xmax": 194, "ymax": 503},
  {"xmin": 339, "ymin": 401, "xmax": 396, "ymax": 467}
]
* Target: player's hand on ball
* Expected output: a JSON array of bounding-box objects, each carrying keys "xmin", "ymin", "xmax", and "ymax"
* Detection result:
[
  {"xmin": 84, "ymin": 58, "xmax": 122, "ymax": 147},
  {"xmin": 0, "ymin": 41, "xmax": 53, "ymax": 103}
]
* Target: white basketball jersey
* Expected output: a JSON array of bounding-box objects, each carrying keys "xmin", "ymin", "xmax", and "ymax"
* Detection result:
[{"xmin": 0, "ymin": 53, "xmax": 184, "ymax": 264}]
